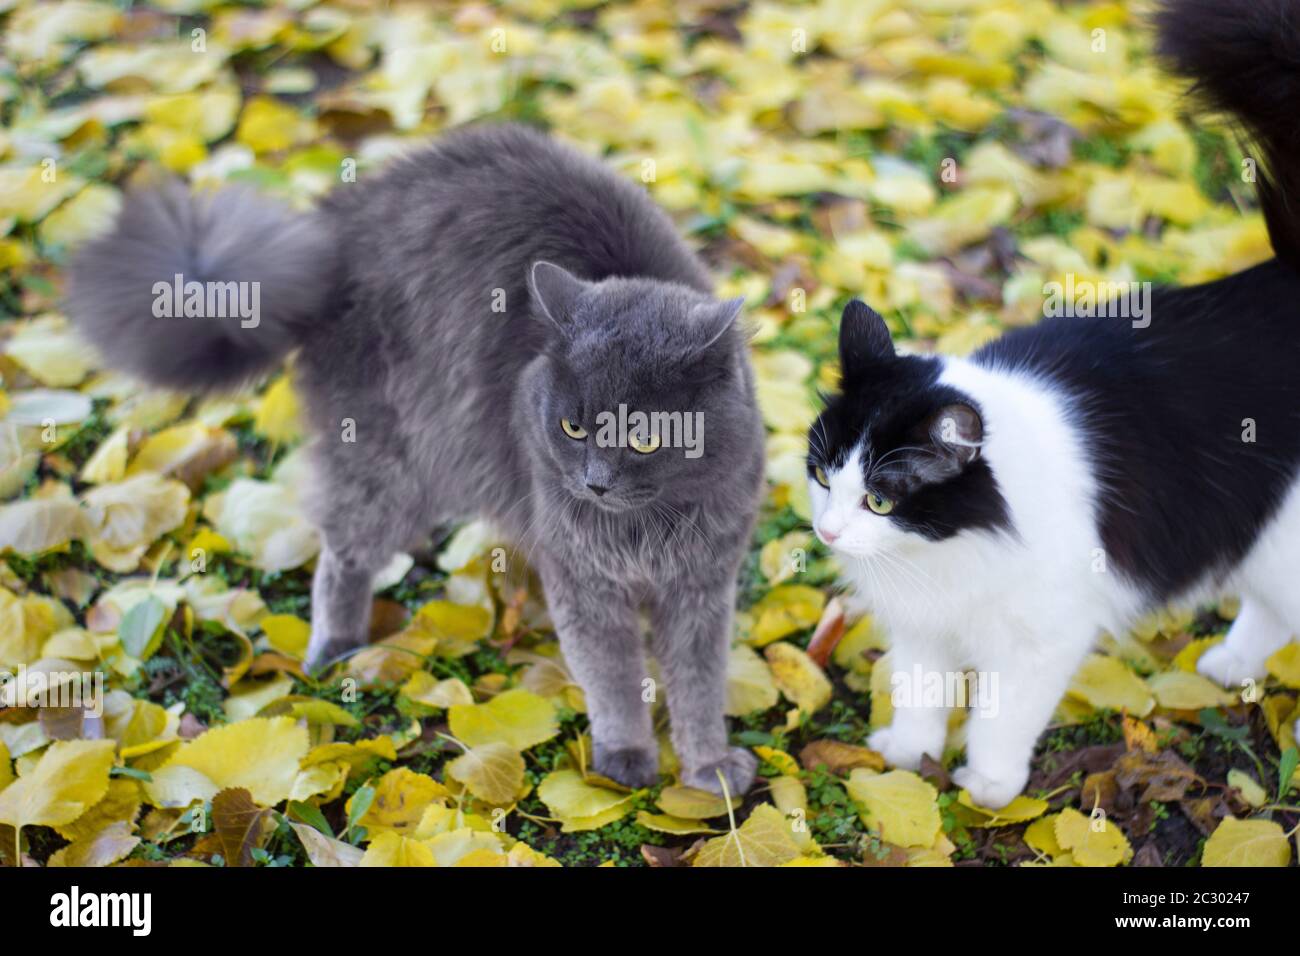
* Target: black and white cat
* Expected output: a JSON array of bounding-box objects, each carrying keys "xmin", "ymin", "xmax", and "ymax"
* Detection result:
[{"xmin": 808, "ymin": 0, "xmax": 1300, "ymax": 808}]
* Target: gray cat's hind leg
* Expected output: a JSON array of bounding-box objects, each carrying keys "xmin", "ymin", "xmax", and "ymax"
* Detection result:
[
  {"xmin": 305, "ymin": 544, "xmax": 385, "ymax": 673},
  {"xmin": 301, "ymin": 445, "xmax": 430, "ymax": 675}
]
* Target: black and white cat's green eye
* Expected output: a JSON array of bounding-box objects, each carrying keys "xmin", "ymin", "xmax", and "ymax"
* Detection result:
[
  {"xmin": 864, "ymin": 492, "xmax": 893, "ymax": 515},
  {"xmin": 561, "ymin": 418, "xmax": 587, "ymax": 440},
  {"xmin": 629, "ymin": 430, "xmax": 660, "ymax": 454},
  {"xmin": 813, "ymin": 466, "xmax": 829, "ymax": 488}
]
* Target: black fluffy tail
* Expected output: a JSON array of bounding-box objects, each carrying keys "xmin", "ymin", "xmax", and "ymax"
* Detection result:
[
  {"xmin": 66, "ymin": 180, "xmax": 336, "ymax": 392},
  {"xmin": 1155, "ymin": 0, "xmax": 1300, "ymax": 271}
]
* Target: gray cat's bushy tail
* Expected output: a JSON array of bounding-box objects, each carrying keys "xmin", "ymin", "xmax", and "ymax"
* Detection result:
[
  {"xmin": 66, "ymin": 179, "xmax": 337, "ymax": 392},
  {"xmin": 1155, "ymin": 0, "xmax": 1300, "ymax": 272}
]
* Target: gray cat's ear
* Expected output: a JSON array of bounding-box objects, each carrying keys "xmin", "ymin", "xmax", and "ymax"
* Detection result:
[
  {"xmin": 839, "ymin": 299, "xmax": 894, "ymax": 381},
  {"xmin": 689, "ymin": 296, "xmax": 744, "ymax": 350},
  {"xmin": 916, "ymin": 403, "xmax": 982, "ymax": 481},
  {"xmin": 529, "ymin": 261, "xmax": 588, "ymax": 330}
]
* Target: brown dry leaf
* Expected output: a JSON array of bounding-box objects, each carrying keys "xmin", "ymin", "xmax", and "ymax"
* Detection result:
[
  {"xmin": 211, "ymin": 787, "xmax": 277, "ymax": 867},
  {"xmin": 1114, "ymin": 749, "xmax": 1202, "ymax": 803},
  {"xmin": 799, "ymin": 739, "xmax": 886, "ymax": 776},
  {"xmin": 805, "ymin": 596, "xmax": 846, "ymax": 668}
]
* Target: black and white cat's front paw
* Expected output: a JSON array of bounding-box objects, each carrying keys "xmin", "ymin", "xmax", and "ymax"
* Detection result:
[
  {"xmin": 1196, "ymin": 642, "xmax": 1267, "ymax": 690},
  {"xmin": 681, "ymin": 747, "xmax": 758, "ymax": 797},
  {"xmin": 593, "ymin": 744, "xmax": 659, "ymax": 789},
  {"xmin": 952, "ymin": 764, "xmax": 1027, "ymax": 810}
]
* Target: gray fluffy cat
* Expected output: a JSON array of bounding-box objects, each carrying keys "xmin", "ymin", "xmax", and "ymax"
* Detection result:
[{"xmin": 67, "ymin": 123, "xmax": 766, "ymax": 795}]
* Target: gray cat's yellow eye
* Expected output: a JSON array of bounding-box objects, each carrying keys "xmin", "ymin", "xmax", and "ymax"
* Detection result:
[
  {"xmin": 865, "ymin": 492, "xmax": 893, "ymax": 515},
  {"xmin": 813, "ymin": 466, "xmax": 829, "ymax": 488},
  {"xmin": 561, "ymin": 418, "xmax": 587, "ymax": 440},
  {"xmin": 629, "ymin": 430, "xmax": 660, "ymax": 454}
]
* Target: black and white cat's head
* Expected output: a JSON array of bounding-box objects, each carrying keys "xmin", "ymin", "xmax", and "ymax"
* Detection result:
[
  {"xmin": 521, "ymin": 261, "xmax": 751, "ymax": 511},
  {"xmin": 807, "ymin": 300, "xmax": 1011, "ymax": 557}
]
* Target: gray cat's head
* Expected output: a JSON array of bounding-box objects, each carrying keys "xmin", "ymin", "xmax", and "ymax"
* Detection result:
[{"xmin": 518, "ymin": 261, "xmax": 755, "ymax": 512}]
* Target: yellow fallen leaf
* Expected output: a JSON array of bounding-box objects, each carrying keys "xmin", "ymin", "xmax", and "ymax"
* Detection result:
[
  {"xmin": 360, "ymin": 831, "xmax": 435, "ymax": 867},
  {"xmin": 754, "ymin": 746, "xmax": 800, "ymax": 776},
  {"xmin": 958, "ymin": 791, "xmax": 1050, "ymax": 826},
  {"xmin": 765, "ymin": 641, "xmax": 832, "ymax": 715},
  {"xmin": 401, "ymin": 671, "xmax": 475, "ymax": 709},
  {"xmin": 39, "ymin": 183, "xmax": 122, "ymax": 249},
  {"xmin": 260, "ymin": 614, "xmax": 310, "ymax": 658},
  {"xmin": 537, "ymin": 769, "xmax": 634, "ymax": 832},
  {"xmin": 846, "ymin": 769, "xmax": 941, "ymax": 849},
  {"xmin": 253, "ymin": 375, "xmax": 302, "ymax": 444},
  {"xmin": 1202, "ymin": 817, "xmax": 1292, "ymax": 867},
  {"xmin": 1067, "ymin": 653, "xmax": 1155, "ymax": 717},
  {"xmin": 634, "ymin": 811, "xmax": 722, "ymax": 835},
  {"xmin": 1148, "ymin": 671, "xmax": 1236, "ymax": 710},
  {"xmin": 448, "ymin": 688, "xmax": 558, "ymax": 751},
  {"xmin": 1024, "ymin": 813, "xmax": 1064, "ymax": 859},
  {"xmin": 692, "ymin": 803, "xmax": 802, "ymax": 867},
  {"xmin": 350, "ymin": 767, "xmax": 449, "ymax": 837},
  {"xmin": 79, "ymin": 426, "xmax": 129, "ymax": 485},
  {"xmin": 0, "ymin": 497, "xmax": 88, "ymax": 557},
  {"xmin": 48, "ymin": 820, "xmax": 140, "ymax": 867},
  {"xmin": 1266, "ymin": 643, "xmax": 1300, "ymax": 689},
  {"xmin": 127, "ymin": 422, "xmax": 235, "ymax": 485},
  {"xmin": 150, "ymin": 717, "xmax": 308, "ymax": 808},
  {"xmin": 1054, "ymin": 806, "xmax": 1132, "ymax": 867},
  {"xmin": 236, "ymin": 96, "xmax": 316, "ymax": 154},
  {"xmin": 725, "ymin": 643, "xmax": 779, "ymax": 716},
  {"xmin": 749, "ymin": 585, "xmax": 826, "ymax": 646},
  {"xmin": 291, "ymin": 823, "xmax": 363, "ymax": 867},
  {"xmin": 6, "ymin": 1, "xmax": 123, "ymax": 62},
  {"xmin": 81, "ymin": 473, "xmax": 190, "ymax": 572},
  {"xmin": 1226, "ymin": 770, "xmax": 1268, "ymax": 809},
  {"xmin": 445, "ymin": 742, "xmax": 525, "ymax": 805},
  {"xmin": 4, "ymin": 315, "xmax": 95, "ymax": 386},
  {"xmin": 426, "ymin": 828, "xmax": 506, "ymax": 866},
  {"xmin": 209, "ymin": 476, "xmax": 319, "ymax": 572},
  {"xmin": 0, "ymin": 738, "xmax": 116, "ymax": 833},
  {"xmin": 657, "ymin": 785, "xmax": 739, "ymax": 820},
  {"xmin": 415, "ymin": 599, "xmax": 493, "ymax": 644}
]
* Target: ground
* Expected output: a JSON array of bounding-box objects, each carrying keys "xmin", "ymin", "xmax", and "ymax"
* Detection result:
[{"xmin": 0, "ymin": 0, "xmax": 1297, "ymax": 868}]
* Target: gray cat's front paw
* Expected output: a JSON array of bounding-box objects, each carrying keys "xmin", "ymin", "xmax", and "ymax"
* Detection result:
[
  {"xmin": 681, "ymin": 747, "xmax": 758, "ymax": 797},
  {"xmin": 593, "ymin": 745, "xmax": 659, "ymax": 789},
  {"xmin": 303, "ymin": 633, "xmax": 367, "ymax": 676}
]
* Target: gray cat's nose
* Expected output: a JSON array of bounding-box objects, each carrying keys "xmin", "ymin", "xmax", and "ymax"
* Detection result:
[{"xmin": 586, "ymin": 483, "xmax": 609, "ymax": 497}]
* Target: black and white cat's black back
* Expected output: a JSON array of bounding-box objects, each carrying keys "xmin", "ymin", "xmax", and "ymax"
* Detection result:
[{"xmin": 808, "ymin": 0, "xmax": 1300, "ymax": 807}]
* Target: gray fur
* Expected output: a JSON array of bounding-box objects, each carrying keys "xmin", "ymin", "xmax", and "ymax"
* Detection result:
[
  {"xmin": 67, "ymin": 178, "xmax": 336, "ymax": 392},
  {"xmin": 67, "ymin": 123, "xmax": 765, "ymax": 796}
]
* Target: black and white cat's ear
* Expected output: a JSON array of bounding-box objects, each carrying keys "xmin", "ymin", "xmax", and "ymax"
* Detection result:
[
  {"xmin": 838, "ymin": 299, "xmax": 894, "ymax": 381},
  {"xmin": 529, "ymin": 261, "xmax": 589, "ymax": 331},
  {"xmin": 688, "ymin": 296, "xmax": 744, "ymax": 350},
  {"xmin": 917, "ymin": 403, "xmax": 983, "ymax": 481}
]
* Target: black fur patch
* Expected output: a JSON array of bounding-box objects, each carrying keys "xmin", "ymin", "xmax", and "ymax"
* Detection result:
[
  {"xmin": 809, "ymin": 312, "xmax": 1014, "ymax": 543},
  {"xmin": 975, "ymin": 259, "xmax": 1300, "ymax": 601}
]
